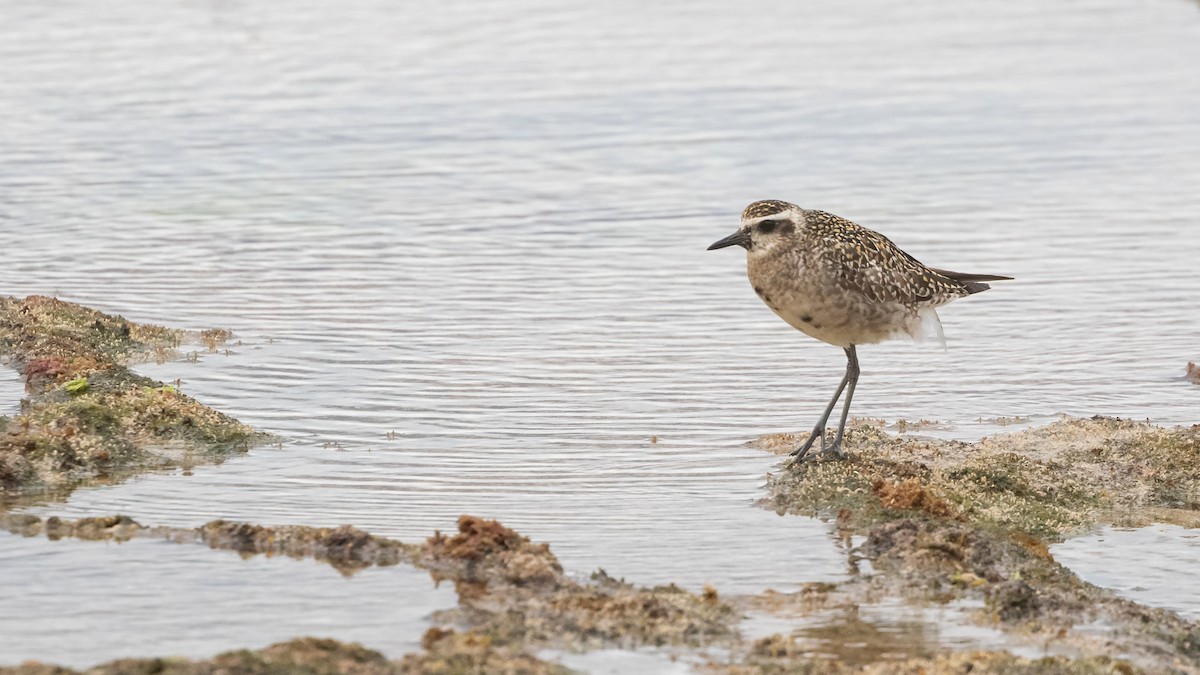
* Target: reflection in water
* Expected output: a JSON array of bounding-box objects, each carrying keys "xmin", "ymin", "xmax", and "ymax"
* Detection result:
[
  {"xmin": 745, "ymin": 598, "xmax": 1054, "ymax": 666},
  {"xmin": 799, "ymin": 603, "xmax": 943, "ymax": 664},
  {"xmin": 544, "ymin": 649, "xmax": 697, "ymax": 675},
  {"xmin": 2, "ymin": 0, "xmax": 1200, "ymax": 665}
]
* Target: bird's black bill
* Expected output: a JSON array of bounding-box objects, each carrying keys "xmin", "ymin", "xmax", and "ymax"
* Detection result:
[{"xmin": 707, "ymin": 230, "xmax": 750, "ymax": 250}]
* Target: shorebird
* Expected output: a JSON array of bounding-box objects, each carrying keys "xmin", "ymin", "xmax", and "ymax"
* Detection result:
[{"xmin": 708, "ymin": 200, "xmax": 1011, "ymax": 462}]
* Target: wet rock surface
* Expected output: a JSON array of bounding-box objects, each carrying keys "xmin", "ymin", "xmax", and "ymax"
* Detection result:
[
  {"xmin": 758, "ymin": 418, "xmax": 1200, "ymax": 672},
  {"xmin": 0, "ymin": 633, "xmax": 575, "ymax": 675},
  {"xmin": 0, "ymin": 295, "xmax": 265, "ymax": 495},
  {"xmin": 0, "ymin": 635, "xmax": 566, "ymax": 675},
  {"xmin": 397, "ymin": 628, "xmax": 573, "ymax": 675},
  {"xmin": 1, "ymin": 513, "xmax": 418, "ymax": 575},
  {"xmin": 420, "ymin": 515, "xmax": 737, "ymax": 650},
  {"xmin": 761, "ymin": 417, "xmax": 1200, "ymax": 537},
  {"xmin": 716, "ymin": 642, "xmax": 1144, "ymax": 675}
]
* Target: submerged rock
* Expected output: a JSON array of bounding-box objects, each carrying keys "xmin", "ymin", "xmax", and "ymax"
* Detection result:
[{"xmin": 196, "ymin": 520, "xmax": 413, "ymax": 574}]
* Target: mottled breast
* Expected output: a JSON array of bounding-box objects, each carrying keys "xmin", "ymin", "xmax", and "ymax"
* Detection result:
[{"xmin": 746, "ymin": 241, "xmax": 918, "ymax": 348}]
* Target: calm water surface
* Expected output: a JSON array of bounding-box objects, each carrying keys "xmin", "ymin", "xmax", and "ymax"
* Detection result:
[
  {"xmin": 1052, "ymin": 524, "xmax": 1200, "ymax": 622},
  {"xmin": 741, "ymin": 598, "xmax": 1058, "ymax": 664},
  {"xmin": 2, "ymin": 0, "xmax": 1199, "ymax": 668},
  {"xmin": 0, "ymin": 534, "xmax": 456, "ymax": 667}
]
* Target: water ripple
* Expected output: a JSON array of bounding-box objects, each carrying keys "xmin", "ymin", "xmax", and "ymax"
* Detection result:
[{"xmin": 2, "ymin": 0, "xmax": 1199, "ymax": 666}]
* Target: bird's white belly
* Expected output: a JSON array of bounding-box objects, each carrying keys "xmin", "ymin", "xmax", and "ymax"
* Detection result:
[
  {"xmin": 756, "ymin": 287, "xmax": 910, "ymax": 348},
  {"xmin": 774, "ymin": 302, "xmax": 858, "ymax": 347}
]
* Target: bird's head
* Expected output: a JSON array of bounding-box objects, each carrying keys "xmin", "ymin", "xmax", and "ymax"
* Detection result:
[{"xmin": 707, "ymin": 200, "xmax": 802, "ymax": 253}]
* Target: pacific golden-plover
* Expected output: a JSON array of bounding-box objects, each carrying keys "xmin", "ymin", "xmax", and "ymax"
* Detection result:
[{"xmin": 708, "ymin": 200, "xmax": 1011, "ymax": 462}]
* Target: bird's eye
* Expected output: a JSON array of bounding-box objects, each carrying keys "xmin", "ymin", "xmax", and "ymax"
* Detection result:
[{"xmin": 758, "ymin": 220, "xmax": 780, "ymax": 234}]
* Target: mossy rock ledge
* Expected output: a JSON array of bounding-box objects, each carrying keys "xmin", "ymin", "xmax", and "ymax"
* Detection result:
[
  {"xmin": 0, "ymin": 295, "xmax": 266, "ymax": 494},
  {"xmin": 757, "ymin": 417, "xmax": 1200, "ymax": 671}
]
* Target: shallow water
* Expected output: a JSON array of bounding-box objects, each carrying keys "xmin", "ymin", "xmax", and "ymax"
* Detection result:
[
  {"xmin": 548, "ymin": 649, "xmax": 699, "ymax": 675},
  {"xmin": 2, "ymin": 0, "xmax": 1200, "ymax": 667},
  {"xmin": 1052, "ymin": 524, "xmax": 1200, "ymax": 622},
  {"xmin": 0, "ymin": 365, "xmax": 21, "ymax": 418},
  {"xmin": 0, "ymin": 532, "xmax": 456, "ymax": 669},
  {"xmin": 742, "ymin": 598, "xmax": 1059, "ymax": 665}
]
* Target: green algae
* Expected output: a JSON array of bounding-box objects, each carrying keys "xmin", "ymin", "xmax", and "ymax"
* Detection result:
[{"xmin": 0, "ymin": 295, "xmax": 266, "ymax": 494}]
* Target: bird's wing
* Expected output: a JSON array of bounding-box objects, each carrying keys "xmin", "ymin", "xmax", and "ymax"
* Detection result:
[{"xmin": 803, "ymin": 211, "xmax": 967, "ymax": 307}]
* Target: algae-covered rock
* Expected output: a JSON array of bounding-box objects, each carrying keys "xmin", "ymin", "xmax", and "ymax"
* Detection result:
[
  {"xmin": 421, "ymin": 515, "xmax": 565, "ymax": 589},
  {"xmin": 420, "ymin": 516, "xmax": 738, "ymax": 650},
  {"xmin": 718, "ymin": 640, "xmax": 1145, "ymax": 674},
  {"xmin": 763, "ymin": 417, "xmax": 1200, "ymax": 539},
  {"xmin": 757, "ymin": 417, "xmax": 1200, "ymax": 672},
  {"xmin": 197, "ymin": 520, "xmax": 414, "ymax": 575},
  {"xmin": 0, "ymin": 295, "xmax": 265, "ymax": 494},
  {"xmin": 0, "ymin": 637, "xmax": 397, "ymax": 675},
  {"xmin": 0, "ymin": 513, "xmax": 416, "ymax": 577},
  {"xmin": 397, "ymin": 628, "xmax": 574, "ymax": 675}
]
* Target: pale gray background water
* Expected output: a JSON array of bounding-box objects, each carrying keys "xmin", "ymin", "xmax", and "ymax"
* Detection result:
[{"xmin": 2, "ymin": 0, "xmax": 1198, "ymax": 668}]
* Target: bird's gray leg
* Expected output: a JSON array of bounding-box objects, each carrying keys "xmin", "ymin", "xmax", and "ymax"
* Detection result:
[
  {"xmin": 790, "ymin": 357, "xmax": 852, "ymax": 461},
  {"xmin": 826, "ymin": 346, "xmax": 860, "ymax": 458}
]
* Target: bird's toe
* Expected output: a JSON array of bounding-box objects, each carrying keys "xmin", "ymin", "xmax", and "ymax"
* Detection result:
[
  {"xmin": 790, "ymin": 428, "xmax": 825, "ymax": 457},
  {"xmin": 788, "ymin": 443, "xmax": 848, "ymax": 468}
]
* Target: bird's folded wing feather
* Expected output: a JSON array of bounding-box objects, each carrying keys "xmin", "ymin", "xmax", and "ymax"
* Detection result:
[{"xmin": 804, "ymin": 211, "xmax": 965, "ymax": 307}]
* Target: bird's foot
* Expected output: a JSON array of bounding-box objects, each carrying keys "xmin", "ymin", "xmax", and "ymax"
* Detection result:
[
  {"xmin": 789, "ymin": 426, "xmax": 825, "ymax": 461},
  {"xmin": 818, "ymin": 439, "xmax": 848, "ymax": 461},
  {"xmin": 788, "ymin": 434, "xmax": 847, "ymax": 467}
]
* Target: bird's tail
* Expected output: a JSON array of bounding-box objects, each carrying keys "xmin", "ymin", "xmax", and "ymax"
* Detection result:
[{"xmin": 929, "ymin": 268, "xmax": 1014, "ymax": 295}]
